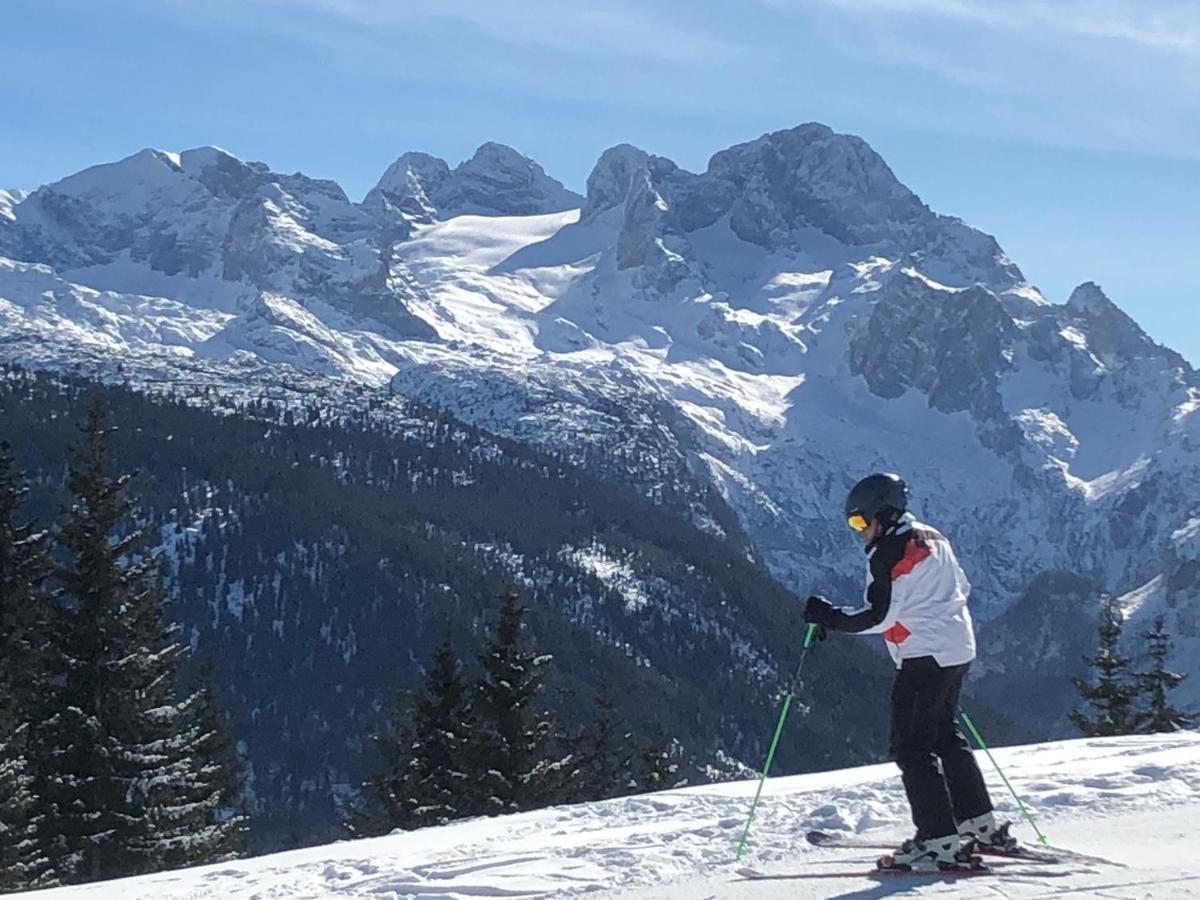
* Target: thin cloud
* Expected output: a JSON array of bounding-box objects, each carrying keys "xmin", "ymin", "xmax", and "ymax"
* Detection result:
[
  {"xmin": 783, "ymin": 0, "xmax": 1200, "ymax": 56},
  {"xmin": 763, "ymin": 0, "xmax": 1200, "ymax": 161},
  {"xmin": 187, "ymin": 0, "xmax": 743, "ymax": 65}
]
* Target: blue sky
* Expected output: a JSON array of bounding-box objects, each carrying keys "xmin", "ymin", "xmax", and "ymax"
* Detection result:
[{"xmin": 5, "ymin": 0, "xmax": 1198, "ymax": 363}]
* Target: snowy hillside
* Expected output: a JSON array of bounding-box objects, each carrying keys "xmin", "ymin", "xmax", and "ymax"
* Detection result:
[
  {"xmin": 32, "ymin": 731, "xmax": 1200, "ymax": 898},
  {"xmin": 1, "ymin": 124, "xmax": 1197, "ymax": 726}
]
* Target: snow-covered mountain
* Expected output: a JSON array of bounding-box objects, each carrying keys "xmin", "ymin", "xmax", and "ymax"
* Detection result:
[
  {"xmin": 32, "ymin": 731, "xmax": 1200, "ymax": 898},
  {"xmin": 364, "ymin": 142, "xmax": 583, "ymax": 221},
  {"xmin": 1, "ymin": 125, "xmax": 1196, "ymax": 724}
]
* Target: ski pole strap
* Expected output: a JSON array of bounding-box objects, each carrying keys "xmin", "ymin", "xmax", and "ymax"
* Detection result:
[{"xmin": 959, "ymin": 708, "xmax": 1049, "ymax": 845}]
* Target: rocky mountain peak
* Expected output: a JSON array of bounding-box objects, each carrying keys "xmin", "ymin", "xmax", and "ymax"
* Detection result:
[
  {"xmin": 365, "ymin": 152, "xmax": 451, "ymax": 221},
  {"xmin": 708, "ymin": 123, "xmax": 916, "ymax": 212},
  {"xmin": 572, "ymin": 124, "xmax": 1024, "ymax": 296},
  {"xmin": 1066, "ymin": 281, "xmax": 1115, "ymax": 316},
  {"xmin": 1065, "ymin": 281, "xmax": 1191, "ymax": 373},
  {"xmin": 178, "ymin": 145, "xmax": 242, "ymax": 171},
  {"xmin": 368, "ymin": 143, "xmax": 581, "ymax": 221},
  {"xmin": 436, "ymin": 141, "xmax": 582, "ymax": 217},
  {"xmin": 583, "ymin": 144, "xmax": 653, "ymax": 218},
  {"xmin": 48, "ymin": 147, "xmax": 186, "ymax": 202},
  {"xmin": 701, "ymin": 124, "xmax": 950, "ymax": 254}
]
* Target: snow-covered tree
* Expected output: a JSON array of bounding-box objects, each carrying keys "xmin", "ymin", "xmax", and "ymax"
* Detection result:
[
  {"xmin": 0, "ymin": 442, "xmax": 58, "ymax": 889},
  {"xmin": 0, "ymin": 672, "xmax": 46, "ymax": 892},
  {"xmin": 135, "ymin": 662, "xmax": 248, "ymax": 871},
  {"xmin": 1070, "ymin": 595, "xmax": 1138, "ymax": 737},
  {"xmin": 185, "ymin": 662, "xmax": 250, "ymax": 863},
  {"xmin": 1134, "ymin": 616, "xmax": 1194, "ymax": 734},
  {"xmin": 637, "ymin": 732, "xmax": 687, "ymax": 793},
  {"xmin": 467, "ymin": 589, "xmax": 564, "ymax": 814},
  {"xmin": 359, "ymin": 628, "xmax": 477, "ymax": 832}
]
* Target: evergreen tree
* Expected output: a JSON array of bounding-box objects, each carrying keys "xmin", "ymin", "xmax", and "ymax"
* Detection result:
[
  {"xmin": 1134, "ymin": 616, "xmax": 1194, "ymax": 734},
  {"xmin": 145, "ymin": 660, "xmax": 248, "ymax": 870},
  {"xmin": 47, "ymin": 396, "xmax": 237, "ymax": 881},
  {"xmin": 0, "ymin": 442, "xmax": 58, "ymax": 889},
  {"xmin": 359, "ymin": 629, "xmax": 476, "ymax": 832},
  {"xmin": 188, "ymin": 661, "xmax": 250, "ymax": 862},
  {"xmin": 467, "ymin": 589, "xmax": 562, "ymax": 814},
  {"xmin": 636, "ymin": 731, "xmax": 686, "ymax": 793},
  {"xmin": 574, "ymin": 684, "xmax": 636, "ymax": 802},
  {"xmin": 349, "ymin": 689, "xmax": 413, "ymax": 839},
  {"xmin": 1069, "ymin": 595, "xmax": 1138, "ymax": 737},
  {"xmin": 0, "ymin": 671, "xmax": 46, "ymax": 892}
]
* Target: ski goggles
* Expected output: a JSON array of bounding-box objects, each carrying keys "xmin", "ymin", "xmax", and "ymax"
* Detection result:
[{"xmin": 847, "ymin": 513, "xmax": 869, "ymax": 532}]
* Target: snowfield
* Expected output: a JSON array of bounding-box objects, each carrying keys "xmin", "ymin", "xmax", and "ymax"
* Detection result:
[{"xmin": 33, "ymin": 731, "xmax": 1200, "ymax": 899}]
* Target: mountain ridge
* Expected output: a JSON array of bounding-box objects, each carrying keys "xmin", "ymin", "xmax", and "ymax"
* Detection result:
[{"xmin": 1, "ymin": 122, "xmax": 1196, "ymax": 729}]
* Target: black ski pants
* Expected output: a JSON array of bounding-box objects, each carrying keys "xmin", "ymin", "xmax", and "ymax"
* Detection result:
[{"xmin": 890, "ymin": 655, "xmax": 992, "ymax": 839}]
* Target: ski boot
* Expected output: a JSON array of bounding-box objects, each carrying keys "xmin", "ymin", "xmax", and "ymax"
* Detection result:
[
  {"xmin": 877, "ymin": 833, "xmax": 983, "ymax": 873},
  {"xmin": 958, "ymin": 812, "xmax": 1019, "ymax": 855}
]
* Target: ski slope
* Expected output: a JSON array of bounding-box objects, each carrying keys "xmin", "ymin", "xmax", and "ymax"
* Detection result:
[{"xmin": 33, "ymin": 732, "xmax": 1200, "ymax": 898}]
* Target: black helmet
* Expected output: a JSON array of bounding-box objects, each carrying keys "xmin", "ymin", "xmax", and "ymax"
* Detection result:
[{"xmin": 844, "ymin": 473, "xmax": 907, "ymax": 531}]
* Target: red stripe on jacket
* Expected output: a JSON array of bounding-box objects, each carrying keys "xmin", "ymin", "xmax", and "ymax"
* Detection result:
[{"xmin": 890, "ymin": 540, "xmax": 930, "ymax": 581}]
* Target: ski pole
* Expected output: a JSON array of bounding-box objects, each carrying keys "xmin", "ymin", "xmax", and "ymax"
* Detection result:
[
  {"xmin": 734, "ymin": 621, "xmax": 819, "ymax": 860},
  {"xmin": 958, "ymin": 707, "xmax": 1049, "ymax": 845}
]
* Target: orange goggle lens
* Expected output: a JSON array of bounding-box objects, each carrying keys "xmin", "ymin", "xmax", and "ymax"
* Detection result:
[{"xmin": 847, "ymin": 513, "xmax": 869, "ymax": 532}]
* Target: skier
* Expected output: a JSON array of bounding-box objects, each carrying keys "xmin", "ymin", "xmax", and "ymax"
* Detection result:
[{"xmin": 803, "ymin": 472, "xmax": 1018, "ymax": 872}]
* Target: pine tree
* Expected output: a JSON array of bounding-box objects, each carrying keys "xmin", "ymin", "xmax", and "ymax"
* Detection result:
[
  {"xmin": 0, "ymin": 441, "xmax": 58, "ymax": 889},
  {"xmin": 349, "ymin": 687, "xmax": 412, "ymax": 839},
  {"xmin": 47, "ymin": 395, "xmax": 236, "ymax": 881},
  {"xmin": 0, "ymin": 671, "xmax": 46, "ymax": 892},
  {"xmin": 40, "ymin": 397, "xmax": 134, "ymax": 881},
  {"xmin": 574, "ymin": 684, "xmax": 636, "ymax": 802},
  {"xmin": 144, "ymin": 660, "xmax": 248, "ymax": 870},
  {"xmin": 187, "ymin": 662, "xmax": 249, "ymax": 862},
  {"xmin": 1069, "ymin": 595, "xmax": 1138, "ymax": 737},
  {"xmin": 359, "ymin": 629, "xmax": 476, "ymax": 832},
  {"xmin": 637, "ymin": 731, "xmax": 686, "ymax": 793},
  {"xmin": 1134, "ymin": 616, "xmax": 1194, "ymax": 734},
  {"xmin": 467, "ymin": 589, "xmax": 562, "ymax": 814}
]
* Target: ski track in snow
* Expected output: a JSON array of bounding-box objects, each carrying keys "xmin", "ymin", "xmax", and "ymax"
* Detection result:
[{"xmin": 35, "ymin": 732, "xmax": 1200, "ymax": 899}]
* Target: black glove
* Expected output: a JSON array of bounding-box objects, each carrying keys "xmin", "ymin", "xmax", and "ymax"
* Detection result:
[{"xmin": 803, "ymin": 594, "xmax": 835, "ymax": 641}]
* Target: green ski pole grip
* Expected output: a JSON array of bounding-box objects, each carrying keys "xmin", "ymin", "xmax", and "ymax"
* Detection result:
[{"xmin": 803, "ymin": 621, "xmax": 818, "ymax": 648}]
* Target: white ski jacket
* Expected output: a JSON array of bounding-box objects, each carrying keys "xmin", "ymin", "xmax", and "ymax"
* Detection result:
[{"xmin": 825, "ymin": 513, "xmax": 976, "ymax": 668}]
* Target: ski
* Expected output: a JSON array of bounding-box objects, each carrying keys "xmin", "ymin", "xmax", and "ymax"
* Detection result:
[
  {"xmin": 806, "ymin": 828, "xmax": 1062, "ymax": 863},
  {"xmin": 736, "ymin": 865, "xmax": 1073, "ymax": 881},
  {"xmin": 805, "ymin": 829, "xmax": 1116, "ymax": 867}
]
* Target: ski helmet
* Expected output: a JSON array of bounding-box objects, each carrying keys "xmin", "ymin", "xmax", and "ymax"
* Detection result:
[{"xmin": 844, "ymin": 473, "xmax": 907, "ymax": 532}]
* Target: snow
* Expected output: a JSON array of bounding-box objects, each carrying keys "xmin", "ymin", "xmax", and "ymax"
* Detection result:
[
  {"xmin": 562, "ymin": 544, "xmax": 651, "ymax": 612},
  {"xmin": 0, "ymin": 188, "xmax": 20, "ymax": 221},
  {"xmin": 1172, "ymin": 518, "xmax": 1200, "ymax": 560},
  {"xmin": 49, "ymin": 148, "xmax": 187, "ymax": 207},
  {"xmin": 35, "ymin": 732, "xmax": 1200, "ymax": 898},
  {"xmin": 1117, "ymin": 574, "xmax": 1164, "ymax": 618}
]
